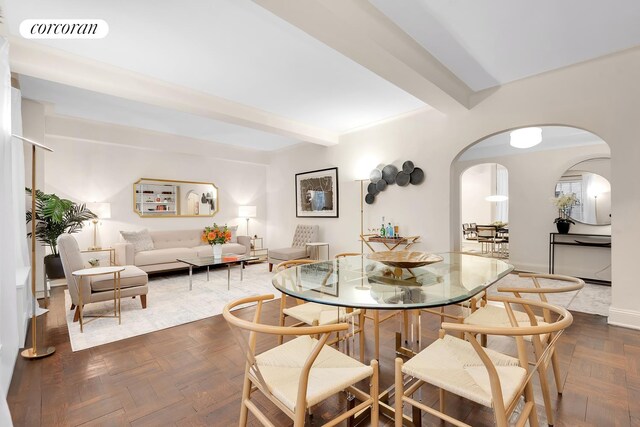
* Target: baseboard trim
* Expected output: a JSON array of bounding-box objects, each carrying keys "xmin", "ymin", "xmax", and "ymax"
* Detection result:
[{"xmin": 608, "ymin": 307, "xmax": 640, "ymax": 330}]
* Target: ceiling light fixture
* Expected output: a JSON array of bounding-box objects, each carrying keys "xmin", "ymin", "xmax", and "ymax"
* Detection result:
[{"xmin": 510, "ymin": 127, "xmax": 542, "ymax": 149}]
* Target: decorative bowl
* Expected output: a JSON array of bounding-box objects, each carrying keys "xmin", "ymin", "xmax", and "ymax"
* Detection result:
[{"xmin": 367, "ymin": 251, "xmax": 443, "ymax": 268}]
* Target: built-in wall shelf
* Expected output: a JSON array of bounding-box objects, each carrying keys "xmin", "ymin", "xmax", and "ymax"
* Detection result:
[{"xmin": 548, "ymin": 232, "xmax": 611, "ymax": 285}]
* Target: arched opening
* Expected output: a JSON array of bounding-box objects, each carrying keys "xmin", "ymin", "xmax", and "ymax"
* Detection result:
[
  {"xmin": 451, "ymin": 125, "xmax": 612, "ymax": 315},
  {"xmin": 460, "ymin": 163, "xmax": 509, "ymax": 259}
]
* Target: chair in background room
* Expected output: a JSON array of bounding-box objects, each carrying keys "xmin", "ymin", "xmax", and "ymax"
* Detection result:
[
  {"xmin": 58, "ymin": 235, "xmax": 149, "ymax": 323},
  {"xmin": 268, "ymin": 224, "xmax": 319, "ymax": 272},
  {"xmin": 476, "ymin": 225, "xmax": 507, "ymax": 256},
  {"xmin": 462, "ymin": 223, "xmax": 477, "ymax": 240},
  {"xmin": 463, "ymin": 272, "xmax": 584, "ymax": 425},
  {"xmin": 223, "ymin": 294, "xmax": 379, "ymax": 427},
  {"xmin": 395, "ymin": 295, "xmax": 573, "ymax": 427}
]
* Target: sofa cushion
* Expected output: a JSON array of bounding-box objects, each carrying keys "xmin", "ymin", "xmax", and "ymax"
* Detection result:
[
  {"xmin": 270, "ymin": 247, "xmax": 308, "ymax": 261},
  {"xmin": 135, "ymin": 247, "xmax": 196, "ymax": 266},
  {"xmin": 193, "ymin": 243, "xmax": 247, "ymax": 258},
  {"xmin": 120, "ymin": 229, "xmax": 155, "ymax": 253},
  {"xmin": 149, "ymin": 229, "xmax": 201, "ymax": 249},
  {"xmin": 90, "ymin": 265, "xmax": 148, "ymax": 292}
]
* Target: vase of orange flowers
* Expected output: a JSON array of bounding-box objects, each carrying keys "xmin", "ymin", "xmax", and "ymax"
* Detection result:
[{"xmin": 202, "ymin": 223, "xmax": 231, "ymax": 258}]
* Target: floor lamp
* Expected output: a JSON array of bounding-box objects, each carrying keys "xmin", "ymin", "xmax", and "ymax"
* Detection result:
[
  {"xmin": 356, "ymin": 179, "xmax": 368, "ymax": 254},
  {"xmin": 12, "ymin": 134, "xmax": 56, "ymax": 360}
]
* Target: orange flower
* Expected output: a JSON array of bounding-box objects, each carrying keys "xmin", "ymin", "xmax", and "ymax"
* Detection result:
[
  {"xmin": 201, "ymin": 233, "xmax": 207, "ymax": 242},
  {"xmin": 207, "ymin": 231, "xmax": 215, "ymax": 240}
]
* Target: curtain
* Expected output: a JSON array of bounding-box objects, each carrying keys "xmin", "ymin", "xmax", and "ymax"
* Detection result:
[
  {"xmin": 582, "ymin": 173, "xmax": 596, "ymax": 224},
  {"xmin": 0, "ymin": 36, "xmax": 18, "ymax": 425},
  {"xmin": 495, "ymin": 165, "xmax": 509, "ymax": 222}
]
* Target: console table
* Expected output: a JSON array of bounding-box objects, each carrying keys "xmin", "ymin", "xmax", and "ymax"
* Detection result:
[{"xmin": 548, "ymin": 232, "xmax": 611, "ymax": 285}]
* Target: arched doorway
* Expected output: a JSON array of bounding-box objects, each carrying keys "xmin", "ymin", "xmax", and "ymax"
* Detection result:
[
  {"xmin": 460, "ymin": 163, "xmax": 509, "ymax": 259},
  {"xmin": 451, "ymin": 125, "xmax": 612, "ymax": 315}
]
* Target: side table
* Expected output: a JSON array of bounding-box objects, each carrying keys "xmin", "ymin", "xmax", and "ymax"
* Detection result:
[
  {"xmin": 81, "ymin": 247, "xmax": 116, "ymax": 266},
  {"xmin": 306, "ymin": 242, "xmax": 330, "ymax": 260},
  {"xmin": 72, "ymin": 266, "xmax": 125, "ymax": 333},
  {"xmin": 249, "ymin": 237, "xmax": 268, "ymax": 263}
]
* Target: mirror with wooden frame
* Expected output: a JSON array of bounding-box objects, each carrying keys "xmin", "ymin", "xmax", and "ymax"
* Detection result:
[{"xmin": 133, "ymin": 178, "xmax": 219, "ymax": 217}]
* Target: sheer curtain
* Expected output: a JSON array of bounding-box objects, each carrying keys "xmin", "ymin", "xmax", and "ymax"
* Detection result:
[
  {"xmin": 0, "ymin": 37, "xmax": 18, "ymax": 425},
  {"xmin": 495, "ymin": 165, "xmax": 509, "ymax": 222}
]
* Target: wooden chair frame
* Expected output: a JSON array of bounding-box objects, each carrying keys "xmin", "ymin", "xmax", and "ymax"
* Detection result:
[
  {"xmin": 275, "ymin": 259, "xmax": 365, "ymax": 361},
  {"xmin": 395, "ymin": 295, "xmax": 573, "ymax": 427},
  {"xmin": 223, "ymin": 294, "xmax": 379, "ymax": 427},
  {"xmin": 489, "ymin": 272, "xmax": 585, "ymax": 425}
]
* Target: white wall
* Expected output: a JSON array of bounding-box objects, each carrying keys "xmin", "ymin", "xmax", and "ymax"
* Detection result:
[
  {"xmin": 267, "ymin": 46, "xmax": 640, "ymax": 329},
  {"xmin": 460, "ymin": 163, "xmax": 493, "ymax": 226},
  {"xmin": 41, "ymin": 127, "xmax": 268, "ymax": 252}
]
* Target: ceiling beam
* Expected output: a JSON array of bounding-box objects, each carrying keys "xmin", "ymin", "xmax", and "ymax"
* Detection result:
[
  {"xmin": 253, "ymin": 0, "xmax": 473, "ymax": 114},
  {"xmin": 9, "ymin": 38, "xmax": 338, "ymax": 146}
]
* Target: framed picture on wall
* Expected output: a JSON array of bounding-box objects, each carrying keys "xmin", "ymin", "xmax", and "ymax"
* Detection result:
[{"xmin": 295, "ymin": 167, "xmax": 339, "ymax": 218}]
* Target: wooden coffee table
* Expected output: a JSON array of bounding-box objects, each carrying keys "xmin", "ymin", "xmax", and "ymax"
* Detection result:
[{"xmin": 177, "ymin": 255, "xmax": 259, "ymax": 290}]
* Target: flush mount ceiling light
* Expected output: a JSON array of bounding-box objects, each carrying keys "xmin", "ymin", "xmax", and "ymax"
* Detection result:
[{"xmin": 510, "ymin": 127, "xmax": 542, "ymax": 149}]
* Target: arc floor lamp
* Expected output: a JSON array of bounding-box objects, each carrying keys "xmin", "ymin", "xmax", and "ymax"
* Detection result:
[{"xmin": 13, "ymin": 134, "xmax": 56, "ymax": 360}]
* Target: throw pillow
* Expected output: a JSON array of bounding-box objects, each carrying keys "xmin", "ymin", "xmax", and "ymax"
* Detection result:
[
  {"xmin": 120, "ymin": 229, "xmax": 155, "ymax": 253},
  {"xmin": 228, "ymin": 225, "xmax": 238, "ymax": 243}
]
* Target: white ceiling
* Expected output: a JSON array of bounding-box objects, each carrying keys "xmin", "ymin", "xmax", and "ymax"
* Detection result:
[
  {"xmin": 458, "ymin": 126, "xmax": 608, "ymax": 161},
  {"xmin": 6, "ymin": 0, "xmax": 640, "ymax": 152},
  {"xmin": 19, "ymin": 76, "xmax": 301, "ymax": 151},
  {"xmin": 370, "ymin": 0, "xmax": 640, "ymax": 91},
  {"xmin": 4, "ymin": 0, "xmax": 426, "ymax": 133}
]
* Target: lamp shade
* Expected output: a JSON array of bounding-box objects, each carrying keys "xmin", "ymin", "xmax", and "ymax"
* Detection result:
[
  {"xmin": 86, "ymin": 202, "xmax": 111, "ymax": 219},
  {"xmin": 510, "ymin": 127, "xmax": 542, "ymax": 149},
  {"xmin": 238, "ymin": 205, "xmax": 257, "ymax": 218}
]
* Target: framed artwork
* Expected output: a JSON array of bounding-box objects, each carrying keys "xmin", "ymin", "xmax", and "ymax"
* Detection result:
[{"xmin": 295, "ymin": 167, "xmax": 339, "ymax": 218}]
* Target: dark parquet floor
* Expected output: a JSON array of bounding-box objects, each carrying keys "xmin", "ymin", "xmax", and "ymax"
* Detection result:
[{"xmin": 7, "ymin": 283, "xmax": 640, "ymax": 426}]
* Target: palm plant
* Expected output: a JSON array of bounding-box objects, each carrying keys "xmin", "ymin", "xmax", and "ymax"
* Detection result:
[{"xmin": 25, "ymin": 188, "xmax": 97, "ymax": 256}]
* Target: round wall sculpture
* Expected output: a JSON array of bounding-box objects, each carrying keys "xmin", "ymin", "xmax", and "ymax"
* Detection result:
[{"xmin": 365, "ymin": 160, "xmax": 425, "ymax": 204}]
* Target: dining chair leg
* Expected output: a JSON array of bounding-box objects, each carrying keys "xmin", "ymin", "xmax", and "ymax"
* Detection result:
[
  {"xmin": 538, "ymin": 364, "xmax": 555, "ymax": 426},
  {"xmin": 439, "ymin": 388, "xmax": 445, "ymax": 413},
  {"xmin": 278, "ymin": 296, "xmax": 286, "ymax": 345},
  {"xmin": 524, "ymin": 381, "xmax": 540, "ymax": 427},
  {"xmin": 403, "ymin": 310, "xmax": 409, "ymax": 343},
  {"xmin": 239, "ymin": 369, "xmax": 252, "ymax": 427},
  {"xmin": 551, "ymin": 351, "xmax": 564, "ymax": 394},
  {"xmin": 394, "ymin": 358, "xmax": 404, "ymax": 427},
  {"xmin": 373, "ymin": 311, "xmax": 380, "ymax": 361},
  {"xmin": 370, "ymin": 360, "xmax": 379, "ymax": 427},
  {"xmin": 359, "ymin": 311, "xmax": 365, "ymax": 363}
]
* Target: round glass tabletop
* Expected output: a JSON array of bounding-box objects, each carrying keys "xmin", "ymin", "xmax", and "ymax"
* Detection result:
[{"xmin": 271, "ymin": 253, "xmax": 513, "ymax": 310}]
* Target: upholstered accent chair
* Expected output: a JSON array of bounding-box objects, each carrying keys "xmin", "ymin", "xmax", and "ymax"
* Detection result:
[
  {"xmin": 268, "ymin": 224, "xmax": 319, "ymax": 272},
  {"xmin": 58, "ymin": 234, "xmax": 149, "ymax": 322}
]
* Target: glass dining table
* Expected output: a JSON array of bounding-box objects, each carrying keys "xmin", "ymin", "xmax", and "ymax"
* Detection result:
[
  {"xmin": 271, "ymin": 252, "xmax": 513, "ymax": 425},
  {"xmin": 271, "ymin": 252, "xmax": 513, "ymax": 311}
]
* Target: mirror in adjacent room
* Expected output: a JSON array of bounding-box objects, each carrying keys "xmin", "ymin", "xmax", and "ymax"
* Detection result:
[
  {"xmin": 554, "ymin": 157, "xmax": 611, "ymax": 225},
  {"xmin": 133, "ymin": 178, "xmax": 219, "ymax": 217}
]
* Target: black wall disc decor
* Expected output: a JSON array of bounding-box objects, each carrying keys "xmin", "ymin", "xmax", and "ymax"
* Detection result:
[{"xmin": 364, "ymin": 160, "xmax": 425, "ymax": 203}]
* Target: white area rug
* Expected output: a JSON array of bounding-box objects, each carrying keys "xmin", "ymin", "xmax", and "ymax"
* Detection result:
[
  {"xmin": 489, "ymin": 273, "xmax": 611, "ymax": 316},
  {"xmin": 64, "ymin": 263, "xmax": 279, "ymax": 351}
]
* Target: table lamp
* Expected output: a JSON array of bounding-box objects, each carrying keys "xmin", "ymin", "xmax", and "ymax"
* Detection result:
[
  {"xmin": 238, "ymin": 205, "xmax": 257, "ymax": 236},
  {"xmin": 86, "ymin": 202, "xmax": 111, "ymax": 250}
]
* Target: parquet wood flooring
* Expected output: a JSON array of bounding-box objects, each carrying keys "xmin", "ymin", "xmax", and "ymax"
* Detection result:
[{"xmin": 7, "ymin": 286, "xmax": 639, "ymax": 426}]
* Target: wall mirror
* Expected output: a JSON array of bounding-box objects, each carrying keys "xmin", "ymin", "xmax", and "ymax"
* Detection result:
[
  {"xmin": 133, "ymin": 178, "xmax": 219, "ymax": 217},
  {"xmin": 555, "ymin": 157, "xmax": 611, "ymax": 225}
]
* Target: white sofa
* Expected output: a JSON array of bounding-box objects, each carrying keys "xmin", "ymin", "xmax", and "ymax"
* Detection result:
[{"xmin": 114, "ymin": 229, "xmax": 251, "ymax": 273}]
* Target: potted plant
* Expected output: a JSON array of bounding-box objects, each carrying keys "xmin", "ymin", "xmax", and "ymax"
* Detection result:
[
  {"xmin": 552, "ymin": 193, "xmax": 578, "ymax": 234},
  {"xmin": 26, "ymin": 189, "xmax": 97, "ymax": 279},
  {"xmin": 201, "ymin": 223, "xmax": 231, "ymax": 258}
]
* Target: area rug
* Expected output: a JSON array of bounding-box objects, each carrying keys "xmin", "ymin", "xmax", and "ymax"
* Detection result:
[{"xmin": 64, "ymin": 263, "xmax": 279, "ymax": 351}]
